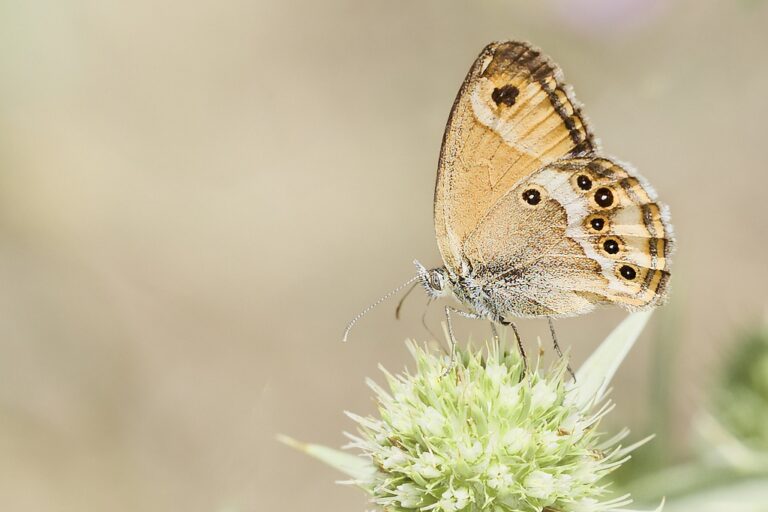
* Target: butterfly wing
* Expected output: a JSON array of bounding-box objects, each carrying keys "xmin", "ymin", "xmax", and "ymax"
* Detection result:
[
  {"xmin": 435, "ymin": 41, "xmax": 598, "ymax": 272},
  {"xmin": 462, "ymin": 157, "xmax": 674, "ymax": 317}
]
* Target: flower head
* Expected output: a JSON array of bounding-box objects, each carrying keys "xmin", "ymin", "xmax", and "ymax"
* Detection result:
[
  {"xmin": 283, "ymin": 312, "xmax": 658, "ymax": 512},
  {"xmin": 344, "ymin": 341, "xmax": 642, "ymax": 512}
]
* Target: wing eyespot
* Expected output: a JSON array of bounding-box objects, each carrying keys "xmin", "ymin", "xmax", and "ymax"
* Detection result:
[
  {"xmin": 593, "ymin": 187, "xmax": 614, "ymax": 208},
  {"xmin": 617, "ymin": 264, "xmax": 638, "ymax": 281},
  {"xmin": 521, "ymin": 187, "xmax": 544, "ymax": 207},
  {"xmin": 586, "ymin": 216, "xmax": 606, "ymax": 232},
  {"xmin": 576, "ymin": 174, "xmax": 592, "ymax": 191},
  {"xmin": 601, "ymin": 238, "xmax": 621, "ymax": 255}
]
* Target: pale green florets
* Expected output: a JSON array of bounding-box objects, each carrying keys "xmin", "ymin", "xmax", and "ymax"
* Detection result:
[{"xmin": 345, "ymin": 342, "xmax": 635, "ymax": 512}]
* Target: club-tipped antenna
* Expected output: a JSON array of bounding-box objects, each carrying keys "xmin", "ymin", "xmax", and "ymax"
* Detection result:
[
  {"xmin": 394, "ymin": 281, "xmax": 420, "ymax": 320},
  {"xmin": 342, "ymin": 276, "xmax": 419, "ymax": 343}
]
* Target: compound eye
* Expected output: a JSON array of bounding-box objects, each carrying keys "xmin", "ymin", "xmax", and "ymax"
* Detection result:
[{"xmin": 430, "ymin": 272, "xmax": 443, "ymax": 291}]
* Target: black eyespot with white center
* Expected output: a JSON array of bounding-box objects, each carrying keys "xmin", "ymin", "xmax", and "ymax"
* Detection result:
[
  {"xmin": 603, "ymin": 239, "xmax": 620, "ymax": 255},
  {"xmin": 619, "ymin": 265, "xmax": 637, "ymax": 280},
  {"xmin": 590, "ymin": 217, "xmax": 605, "ymax": 231},
  {"xmin": 522, "ymin": 189, "xmax": 541, "ymax": 206},
  {"xmin": 594, "ymin": 188, "xmax": 614, "ymax": 208},
  {"xmin": 577, "ymin": 175, "xmax": 592, "ymax": 190}
]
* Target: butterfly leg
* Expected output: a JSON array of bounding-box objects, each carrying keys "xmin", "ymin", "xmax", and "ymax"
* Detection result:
[
  {"xmin": 548, "ymin": 317, "xmax": 575, "ymax": 381},
  {"xmin": 499, "ymin": 318, "xmax": 527, "ymax": 376},
  {"xmin": 444, "ymin": 306, "xmax": 481, "ymax": 374},
  {"xmin": 421, "ymin": 299, "xmax": 440, "ymax": 341}
]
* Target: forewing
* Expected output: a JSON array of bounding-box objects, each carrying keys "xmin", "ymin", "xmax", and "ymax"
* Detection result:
[{"xmin": 434, "ymin": 40, "xmax": 598, "ymax": 272}]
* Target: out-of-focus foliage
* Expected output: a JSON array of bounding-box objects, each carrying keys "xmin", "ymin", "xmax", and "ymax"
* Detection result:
[
  {"xmin": 621, "ymin": 320, "xmax": 768, "ymax": 510},
  {"xmin": 713, "ymin": 324, "xmax": 768, "ymax": 451}
]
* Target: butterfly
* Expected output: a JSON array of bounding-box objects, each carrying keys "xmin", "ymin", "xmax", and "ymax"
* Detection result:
[{"xmin": 344, "ymin": 41, "xmax": 673, "ymax": 360}]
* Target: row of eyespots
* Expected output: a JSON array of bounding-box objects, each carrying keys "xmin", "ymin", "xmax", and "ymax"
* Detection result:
[
  {"xmin": 577, "ymin": 173, "xmax": 640, "ymax": 281},
  {"xmin": 521, "ymin": 172, "xmax": 616, "ymax": 208},
  {"xmin": 518, "ymin": 181, "xmax": 638, "ymax": 281},
  {"xmin": 576, "ymin": 176, "xmax": 636, "ymax": 281},
  {"xmin": 577, "ymin": 175, "xmax": 614, "ymax": 271},
  {"xmin": 520, "ymin": 182, "xmax": 614, "ymax": 208}
]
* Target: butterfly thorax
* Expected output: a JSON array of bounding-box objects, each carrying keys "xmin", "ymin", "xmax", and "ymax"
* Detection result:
[
  {"xmin": 416, "ymin": 260, "xmax": 507, "ymax": 323},
  {"xmin": 445, "ymin": 261, "xmax": 577, "ymax": 320},
  {"xmin": 450, "ymin": 270, "xmax": 506, "ymax": 322}
]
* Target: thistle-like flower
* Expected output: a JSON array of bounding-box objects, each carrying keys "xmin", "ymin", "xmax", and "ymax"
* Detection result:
[{"xmin": 282, "ymin": 312, "xmax": 660, "ymax": 512}]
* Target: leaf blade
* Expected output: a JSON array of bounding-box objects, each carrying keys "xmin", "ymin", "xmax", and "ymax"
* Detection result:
[
  {"xmin": 575, "ymin": 311, "xmax": 653, "ymax": 409},
  {"xmin": 277, "ymin": 434, "xmax": 375, "ymax": 480}
]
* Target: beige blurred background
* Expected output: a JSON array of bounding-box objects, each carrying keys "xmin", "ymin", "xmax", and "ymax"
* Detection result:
[{"xmin": 0, "ymin": 0, "xmax": 766, "ymax": 510}]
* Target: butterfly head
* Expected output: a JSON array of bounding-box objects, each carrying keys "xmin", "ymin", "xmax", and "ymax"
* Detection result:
[{"xmin": 414, "ymin": 260, "xmax": 452, "ymax": 299}]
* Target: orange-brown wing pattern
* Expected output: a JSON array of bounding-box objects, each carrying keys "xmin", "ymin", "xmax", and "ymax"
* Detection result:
[
  {"xmin": 461, "ymin": 157, "xmax": 673, "ymax": 317},
  {"xmin": 434, "ymin": 41, "xmax": 598, "ymax": 273}
]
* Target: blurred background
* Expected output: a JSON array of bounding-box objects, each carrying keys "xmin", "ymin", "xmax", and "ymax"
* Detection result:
[{"xmin": 0, "ymin": 0, "xmax": 766, "ymax": 510}]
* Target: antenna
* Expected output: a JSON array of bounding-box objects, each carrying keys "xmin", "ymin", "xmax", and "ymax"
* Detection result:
[{"xmin": 342, "ymin": 276, "xmax": 419, "ymax": 343}]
